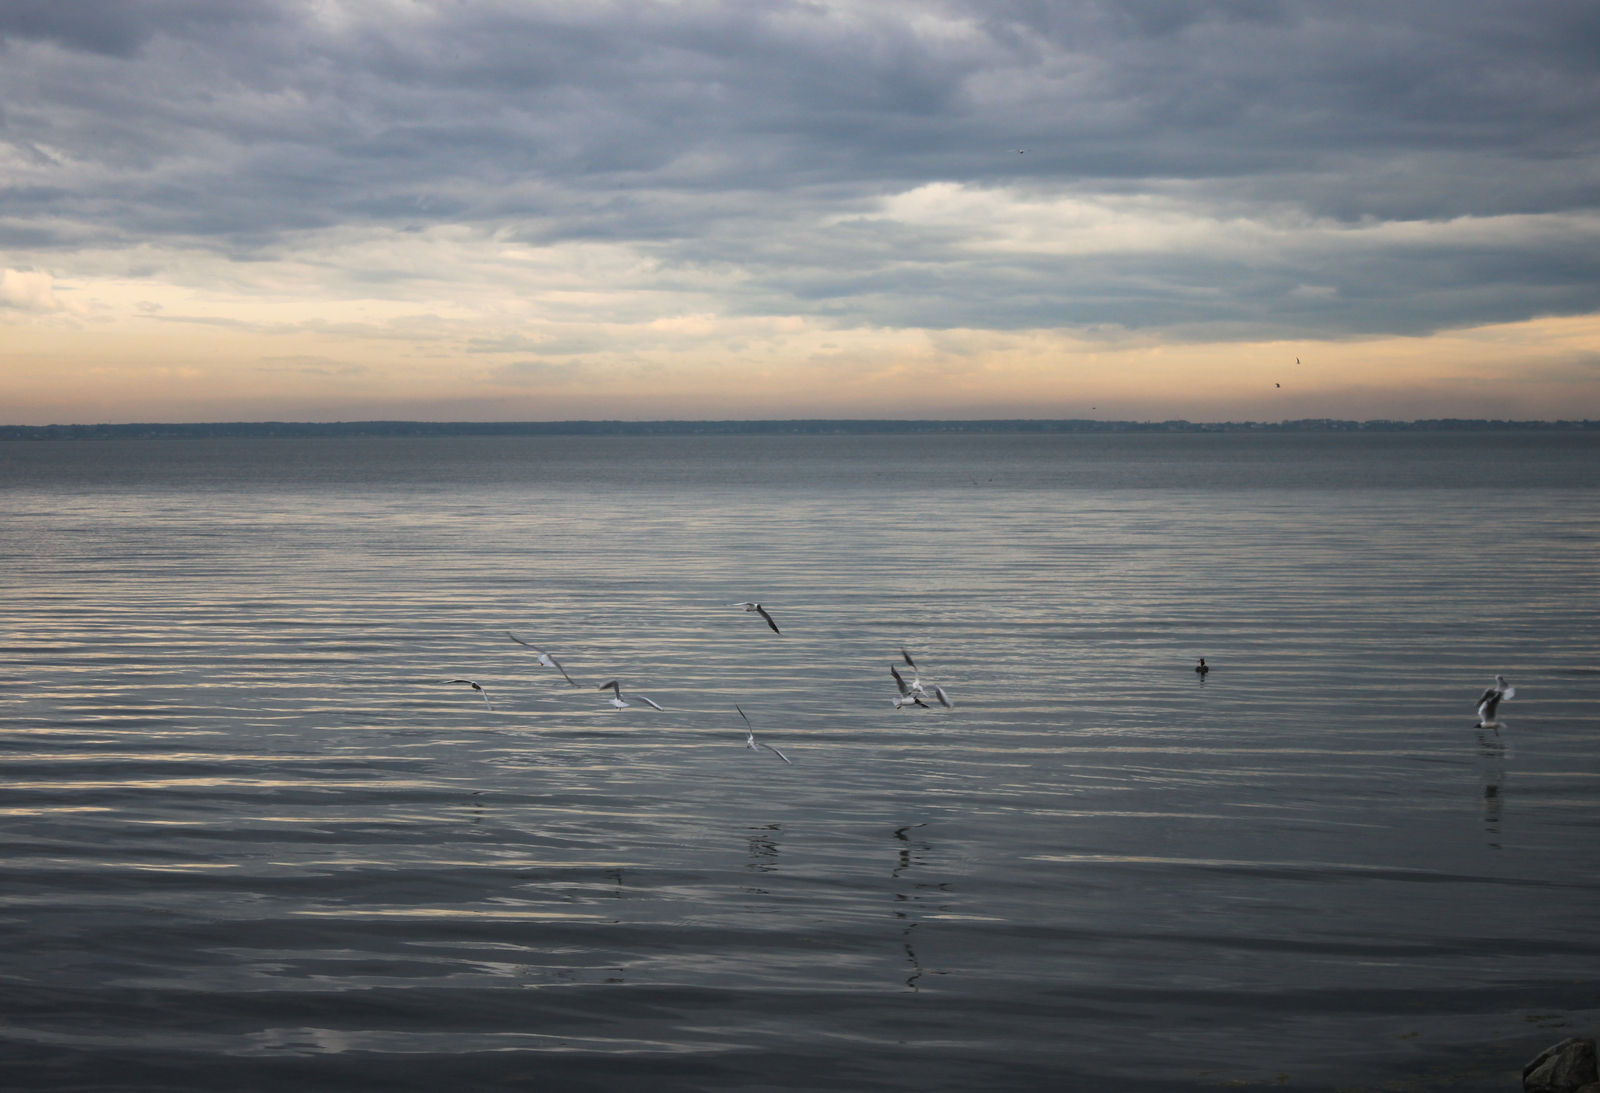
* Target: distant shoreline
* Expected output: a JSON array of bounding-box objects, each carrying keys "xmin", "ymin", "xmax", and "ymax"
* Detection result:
[{"xmin": 1, "ymin": 418, "xmax": 1597, "ymax": 441}]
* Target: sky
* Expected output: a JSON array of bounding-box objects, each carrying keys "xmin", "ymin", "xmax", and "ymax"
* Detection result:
[{"xmin": 3, "ymin": 0, "xmax": 1599, "ymax": 424}]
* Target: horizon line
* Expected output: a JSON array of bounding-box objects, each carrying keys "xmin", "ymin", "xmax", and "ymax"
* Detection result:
[{"xmin": 4, "ymin": 417, "xmax": 1598, "ymax": 440}]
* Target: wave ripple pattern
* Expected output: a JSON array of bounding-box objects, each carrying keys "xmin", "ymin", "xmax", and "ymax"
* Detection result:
[{"xmin": 2, "ymin": 433, "xmax": 1598, "ymax": 1093}]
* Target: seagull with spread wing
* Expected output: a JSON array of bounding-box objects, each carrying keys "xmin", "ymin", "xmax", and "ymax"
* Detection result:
[
  {"xmin": 506, "ymin": 631, "xmax": 579, "ymax": 686},
  {"xmin": 900, "ymin": 648, "xmax": 952, "ymax": 707},
  {"xmin": 729, "ymin": 601, "xmax": 781, "ymax": 634},
  {"xmin": 1476, "ymin": 675, "xmax": 1515, "ymax": 728},
  {"xmin": 899, "ymin": 648, "xmax": 927, "ymax": 694},
  {"xmin": 442, "ymin": 679, "xmax": 492, "ymax": 710},
  {"xmin": 736, "ymin": 705, "xmax": 790, "ymax": 763},
  {"xmin": 597, "ymin": 679, "xmax": 664, "ymax": 710},
  {"xmin": 891, "ymin": 665, "xmax": 931, "ymax": 710}
]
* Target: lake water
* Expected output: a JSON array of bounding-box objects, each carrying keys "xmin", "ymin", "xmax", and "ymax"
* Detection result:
[{"xmin": 2, "ymin": 432, "xmax": 1597, "ymax": 1092}]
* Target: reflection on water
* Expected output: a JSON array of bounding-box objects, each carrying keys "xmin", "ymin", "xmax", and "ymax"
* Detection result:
[
  {"xmin": 1, "ymin": 434, "xmax": 1598, "ymax": 1093},
  {"xmin": 893, "ymin": 823, "xmax": 926, "ymax": 879},
  {"xmin": 746, "ymin": 824, "xmax": 781, "ymax": 872},
  {"xmin": 1476, "ymin": 732, "xmax": 1508, "ymax": 850},
  {"xmin": 902, "ymin": 923, "xmax": 923, "ymax": 993}
]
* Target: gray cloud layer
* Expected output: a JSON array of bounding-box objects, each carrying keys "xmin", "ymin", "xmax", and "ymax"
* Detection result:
[{"xmin": 3, "ymin": 0, "xmax": 1598, "ymax": 337}]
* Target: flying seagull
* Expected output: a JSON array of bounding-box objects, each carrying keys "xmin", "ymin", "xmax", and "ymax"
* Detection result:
[
  {"xmin": 597, "ymin": 679, "xmax": 664, "ymax": 710},
  {"xmin": 1012, "ymin": 148, "xmax": 1028, "ymax": 153},
  {"xmin": 729, "ymin": 602, "xmax": 781, "ymax": 634},
  {"xmin": 442, "ymin": 679, "xmax": 492, "ymax": 710},
  {"xmin": 1195, "ymin": 658, "xmax": 1209, "ymax": 678},
  {"xmin": 899, "ymin": 648, "xmax": 926, "ymax": 693},
  {"xmin": 890, "ymin": 665, "xmax": 930, "ymax": 709},
  {"xmin": 506, "ymin": 631, "xmax": 579, "ymax": 686},
  {"xmin": 1476, "ymin": 675, "xmax": 1515, "ymax": 728},
  {"xmin": 736, "ymin": 705, "xmax": 791, "ymax": 763},
  {"xmin": 900, "ymin": 648, "xmax": 954, "ymax": 706}
]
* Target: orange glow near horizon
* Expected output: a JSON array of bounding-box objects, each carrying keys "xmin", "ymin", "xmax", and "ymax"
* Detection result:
[{"xmin": 5, "ymin": 296, "xmax": 1599, "ymax": 424}]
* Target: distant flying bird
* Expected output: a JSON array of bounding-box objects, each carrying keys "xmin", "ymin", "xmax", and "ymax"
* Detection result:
[
  {"xmin": 597, "ymin": 679, "xmax": 664, "ymax": 710},
  {"xmin": 1275, "ymin": 383, "xmax": 1281, "ymax": 388},
  {"xmin": 737, "ymin": 705, "xmax": 791, "ymax": 763},
  {"xmin": 890, "ymin": 665, "xmax": 930, "ymax": 709},
  {"xmin": 442, "ymin": 679, "xmax": 492, "ymax": 710},
  {"xmin": 506, "ymin": 632, "xmax": 578, "ymax": 686},
  {"xmin": 1476, "ymin": 675, "xmax": 1515, "ymax": 728},
  {"xmin": 1012, "ymin": 149, "xmax": 1028, "ymax": 154},
  {"xmin": 729, "ymin": 602, "xmax": 781, "ymax": 634},
  {"xmin": 1195, "ymin": 658, "xmax": 1209, "ymax": 679},
  {"xmin": 1296, "ymin": 358, "xmax": 1301, "ymax": 364}
]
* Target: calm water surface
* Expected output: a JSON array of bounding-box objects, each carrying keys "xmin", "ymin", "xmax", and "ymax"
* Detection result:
[{"xmin": 2, "ymin": 434, "xmax": 1598, "ymax": 1092}]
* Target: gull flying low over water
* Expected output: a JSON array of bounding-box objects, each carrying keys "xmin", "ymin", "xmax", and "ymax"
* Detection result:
[
  {"xmin": 899, "ymin": 648, "xmax": 952, "ymax": 707},
  {"xmin": 506, "ymin": 631, "xmax": 578, "ymax": 686},
  {"xmin": 729, "ymin": 602, "xmax": 781, "ymax": 634},
  {"xmin": 1476, "ymin": 675, "xmax": 1515, "ymax": 728},
  {"xmin": 737, "ymin": 705, "xmax": 791, "ymax": 763},
  {"xmin": 891, "ymin": 665, "xmax": 931, "ymax": 709},
  {"xmin": 442, "ymin": 679, "xmax": 492, "ymax": 710},
  {"xmin": 900, "ymin": 648, "xmax": 926, "ymax": 693},
  {"xmin": 597, "ymin": 679, "xmax": 664, "ymax": 710}
]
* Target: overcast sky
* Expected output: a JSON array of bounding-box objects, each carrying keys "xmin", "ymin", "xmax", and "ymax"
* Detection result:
[{"xmin": 3, "ymin": 0, "xmax": 1598, "ymax": 422}]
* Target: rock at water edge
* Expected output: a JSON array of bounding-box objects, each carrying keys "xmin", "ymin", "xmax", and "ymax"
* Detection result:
[{"xmin": 1524, "ymin": 1038, "xmax": 1599, "ymax": 1093}]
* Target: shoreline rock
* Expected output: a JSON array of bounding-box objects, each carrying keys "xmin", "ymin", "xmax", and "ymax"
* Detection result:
[{"xmin": 1524, "ymin": 1038, "xmax": 1598, "ymax": 1093}]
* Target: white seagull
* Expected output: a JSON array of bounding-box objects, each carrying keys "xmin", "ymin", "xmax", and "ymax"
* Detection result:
[
  {"xmin": 899, "ymin": 648, "xmax": 926, "ymax": 693},
  {"xmin": 1476, "ymin": 675, "xmax": 1515, "ymax": 728},
  {"xmin": 729, "ymin": 601, "xmax": 781, "ymax": 634},
  {"xmin": 597, "ymin": 679, "xmax": 664, "ymax": 710},
  {"xmin": 890, "ymin": 665, "xmax": 930, "ymax": 709},
  {"xmin": 506, "ymin": 631, "xmax": 579, "ymax": 686},
  {"xmin": 442, "ymin": 678, "xmax": 492, "ymax": 710},
  {"xmin": 736, "ymin": 705, "xmax": 791, "ymax": 763},
  {"xmin": 900, "ymin": 648, "xmax": 953, "ymax": 707}
]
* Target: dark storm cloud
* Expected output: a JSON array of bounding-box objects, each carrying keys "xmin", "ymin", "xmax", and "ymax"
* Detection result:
[
  {"xmin": 2, "ymin": 0, "xmax": 1597, "ymax": 337},
  {"xmin": 0, "ymin": 0, "xmax": 281, "ymax": 58}
]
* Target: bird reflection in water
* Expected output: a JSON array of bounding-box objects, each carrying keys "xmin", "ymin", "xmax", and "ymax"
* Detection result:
[
  {"xmin": 892, "ymin": 823, "xmax": 927, "ymax": 879},
  {"xmin": 903, "ymin": 922, "xmax": 923, "ymax": 992},
  {"xmin": 1476, "ymin": 731, "xmax": 1507, "ymax": 850},
  {"xmin": 746, "ymin": 824, "xmax": 781, "ymax": 873},
  {"xmin": 892, "ymin": 824, "xmax": 952, "ymax": 992}
]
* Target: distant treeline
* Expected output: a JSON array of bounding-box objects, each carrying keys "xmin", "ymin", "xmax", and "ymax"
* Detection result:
[{"xmin": 1, "ymin": 418, "xmax": 1596, "ymax": 441}]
